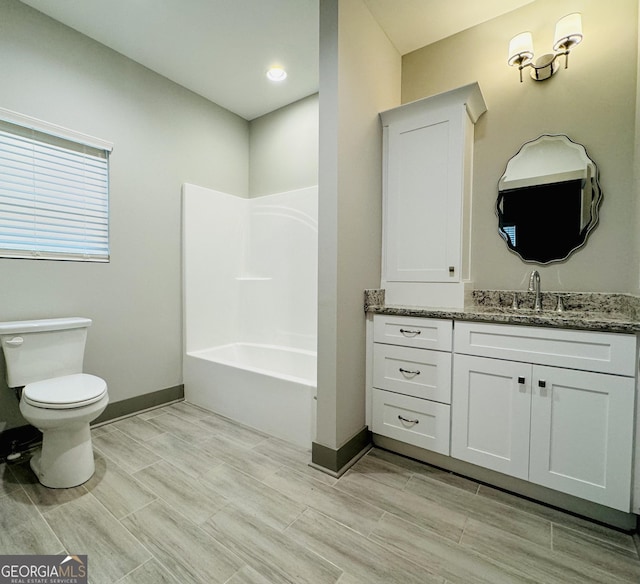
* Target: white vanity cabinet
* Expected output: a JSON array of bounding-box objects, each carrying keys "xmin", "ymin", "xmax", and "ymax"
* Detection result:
[
  {"xmin": 379, "ymin": 83, "xmax": 486, "ymax": 309},
  {"xmin": 451, "ymin": 322, "xmax": 637, "ymax": 511},
  {"xmin": 371, "ymin": 315, "xmax": 452, "ymax": 455},
  {"xmin": 450, "ymin": 354, "xmax": 532, "ymax": 480}
]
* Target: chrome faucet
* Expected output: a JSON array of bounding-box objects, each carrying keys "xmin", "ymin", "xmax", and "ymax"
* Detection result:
[{"xmin": 528, "ymin": 270, "xmax": 542, "ymax": 312}]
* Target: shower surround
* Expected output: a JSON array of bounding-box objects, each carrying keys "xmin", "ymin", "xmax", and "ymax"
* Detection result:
[{"xmin": 182, "ymin": 184, "xmax": 317, "ymax": 447}]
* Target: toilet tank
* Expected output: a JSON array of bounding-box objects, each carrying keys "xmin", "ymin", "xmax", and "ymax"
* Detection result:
[{"xmin": 0, "ymin": 317, "xmax": 92, "ymax": 388}]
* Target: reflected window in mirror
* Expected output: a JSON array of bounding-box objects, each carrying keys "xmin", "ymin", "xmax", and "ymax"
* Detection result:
[{"xmin": 497, "ymin": 135, "xmax": 601, "ymax": 264}]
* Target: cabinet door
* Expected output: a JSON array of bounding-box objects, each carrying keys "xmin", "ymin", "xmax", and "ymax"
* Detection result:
[
  {"xmin": 451, "ymin": 354, "xmax": 531, "ymax": 479},
  {"xmin": 383, "ymin": 104, "xmax": 464, "ymax": 283},
  {"xmin": 529, "ymin": 366, "xmax": 635, "ymax": 512}
]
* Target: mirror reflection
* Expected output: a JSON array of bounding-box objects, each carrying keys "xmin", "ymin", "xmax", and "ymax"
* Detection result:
[{"xmin": 496, "ymin": 134, "xmax": 602, "ymax": 264}]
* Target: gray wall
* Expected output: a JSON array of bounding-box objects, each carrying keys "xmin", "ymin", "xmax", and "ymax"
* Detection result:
[
  {"xmin": 249, "ymin": 94, "xmax": 319, "ymax": 196},
  {"xmin": 403, "ymin": 0, "xmax": 638, "ymax": 293},
  {"xmin": 316, "ymin": 0, "xmax": 400, "ymax": 451},
  {"xmin": 636, "ymin": 4, "xmax": 640, "ymax": 295},
  {"xmin": 0, "ymin": 1, "xmax": 249, "ymax": 431}
]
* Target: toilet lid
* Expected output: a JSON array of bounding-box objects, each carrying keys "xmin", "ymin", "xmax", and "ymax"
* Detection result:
[{"xmin": 23, "ymin": 373, "xmax": 107, "ymax": 409}]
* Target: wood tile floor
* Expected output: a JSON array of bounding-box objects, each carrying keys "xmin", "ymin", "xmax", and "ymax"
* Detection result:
[{"xmin": 1, "ymin": 400, "xmax": 639, "ymax": 584}]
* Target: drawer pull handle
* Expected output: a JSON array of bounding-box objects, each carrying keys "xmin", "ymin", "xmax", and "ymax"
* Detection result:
[
  {"xmin": 399, "ymin": 328, "xmax": 421, "ymax": 337},
  {"xmin": 399, "ymin": 368, "xmax": 421, "ymax": 377},
  {"xmin": 518, "ymin": 376, "xmax": 525, "ymax": 384},
  {"xmin": 398, "ymin": 415, "xmax": 419, "ymax": 425},
  {"xmin": 538, "ymin": 380, "xmax": 547, "ymax": 388}
]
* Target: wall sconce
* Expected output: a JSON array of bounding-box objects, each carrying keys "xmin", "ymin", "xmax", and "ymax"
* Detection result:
[{"xmin": 508, "ymin": 13, "xmax": 583, "ymax": 82}]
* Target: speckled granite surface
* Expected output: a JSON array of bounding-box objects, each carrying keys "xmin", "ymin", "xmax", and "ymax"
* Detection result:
[
  {"xmin": 364, "ymin": 289, "xmax": 640, "ymax": 334},
  {"xmin": 364, "ymin": 289, "xmax": 385, "ymax": 311}
]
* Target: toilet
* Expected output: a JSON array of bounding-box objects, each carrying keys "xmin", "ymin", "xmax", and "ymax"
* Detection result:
[{"xmin": 0, "ymin": 317, "xmax": 108, "ymax": 488}]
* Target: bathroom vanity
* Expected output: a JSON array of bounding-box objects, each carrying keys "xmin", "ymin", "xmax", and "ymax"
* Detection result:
[
  {"xmin": 365, "ymin": 291, "xmax": 640, "ymax": 529},
  {"xmin": 372, "ymin": 83, "xmax": 639, "ymax": 528}
]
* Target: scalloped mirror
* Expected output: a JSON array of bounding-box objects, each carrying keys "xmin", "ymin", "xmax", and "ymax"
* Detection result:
[{"xmin": 496, "ymin": 134, "xmax": 602, "ymax": 264}]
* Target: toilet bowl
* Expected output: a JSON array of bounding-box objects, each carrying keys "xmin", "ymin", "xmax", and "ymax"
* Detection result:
[
  {"xmin": 20, "ymin": 373, "xmax": 108, "ymax": 488},
  {"xmin": 0, "ymin": 317, "xmax": 109, "ymax": 489}
]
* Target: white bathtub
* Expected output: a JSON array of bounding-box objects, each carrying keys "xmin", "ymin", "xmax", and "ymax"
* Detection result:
[{"xmin": 183, "ymin": 343, "xmax": 316, "ymax": 448}]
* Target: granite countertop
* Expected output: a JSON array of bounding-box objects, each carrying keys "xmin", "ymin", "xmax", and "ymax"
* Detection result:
[{"xmin": 364, "ymin": 289, "xmax": 640, "ymax": 334}]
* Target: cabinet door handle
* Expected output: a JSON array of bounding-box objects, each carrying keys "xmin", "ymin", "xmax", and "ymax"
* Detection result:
[
  {"xmin": 399, "ymin": 328, "xmax": 421, "ymax": 337},
  {"xmin": 449, "ymin": 266, "xmax": 455, "ymax": 275},
  {"xmin": 517, "ymin": 376, "xmax": 525, "ymax": 384},
  {"xmin": 399, "ymin": 368, "xmax": 421, "ymax": 377},
  {"xmin": 538, "ymin": 380, "xmax": 547, "ymax": 388},
  {"xmin": 398, "ymin": 415, "xmax": 419, "ymax": 425}
]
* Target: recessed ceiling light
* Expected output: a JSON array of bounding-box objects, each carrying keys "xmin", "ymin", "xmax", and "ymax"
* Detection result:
[{"xmin": 266, "ymin": 67, "xmax": 287, "ymax": 82}]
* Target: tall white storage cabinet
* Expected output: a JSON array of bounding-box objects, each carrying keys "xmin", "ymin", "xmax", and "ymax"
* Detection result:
[{"xmin": 380, "ymin": 83, "xmax": 486, "ymax": 309}]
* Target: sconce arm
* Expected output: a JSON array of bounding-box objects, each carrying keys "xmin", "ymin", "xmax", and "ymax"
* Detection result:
[{"xmin": 516, "ymin": 48, "xmax": 572, "ymax": 82}]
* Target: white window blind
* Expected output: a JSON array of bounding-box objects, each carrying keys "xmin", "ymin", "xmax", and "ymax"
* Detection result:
[{"xmin": 0, "ymin": 110, "xmax": 112, "ymax": 261}]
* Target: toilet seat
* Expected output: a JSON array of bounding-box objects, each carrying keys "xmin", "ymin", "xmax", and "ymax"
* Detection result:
[{"xmin": 23, "ymin": 373, "xmax": 107, "ymax": 409}]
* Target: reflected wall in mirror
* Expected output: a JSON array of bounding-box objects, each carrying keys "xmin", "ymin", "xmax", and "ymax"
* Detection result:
[{"xmin": 496, "ymin": 134, "xmax": 602, "ymax": 264}]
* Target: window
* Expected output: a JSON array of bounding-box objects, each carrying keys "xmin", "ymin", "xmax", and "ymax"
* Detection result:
[{"xmin": 0, "ymin": 108, "xmax": 112, "ymax": 261}]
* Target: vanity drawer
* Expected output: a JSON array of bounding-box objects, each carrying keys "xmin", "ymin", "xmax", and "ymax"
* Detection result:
[
  {"xmin": 374, "ymin": 315, "xmax": 452, "ymax": 351},
  {"xmin": 373, "ymin": 343, "xmax": 451, "ymax": 403},
  {"xmin": 372, "ymin": 389, "xmax": 450, "ymax": 454},
  {"xmin": 454, "ymin": 322, "xmax": 637, "ymax": 376}
]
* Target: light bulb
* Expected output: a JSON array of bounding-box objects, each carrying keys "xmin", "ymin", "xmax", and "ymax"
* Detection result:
[{"xmin": 266, "ymin": 67, "xmax": 287, "ymax": 82}]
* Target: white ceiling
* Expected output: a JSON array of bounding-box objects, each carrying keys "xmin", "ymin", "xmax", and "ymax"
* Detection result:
[
  {"xmin": 19, "ymin": 0, "xmax": 533, "ymax": 121},
  {"xmin": 364, "ymin": 0, "xmax": 534, "ymax": 55}
]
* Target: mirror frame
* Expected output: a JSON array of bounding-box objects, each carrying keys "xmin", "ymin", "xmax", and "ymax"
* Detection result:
[{"xmin": 496, "ymin": 134, "xmax": 603, "ymax": 265}]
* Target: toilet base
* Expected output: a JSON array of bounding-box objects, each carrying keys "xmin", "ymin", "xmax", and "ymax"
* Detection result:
[
  {"xmin": 20, "ymin": 392, "xmax": 108, "ymax": 489},
  {"xmin": 31, "ymin": 423, "xmax": 96, "ymax": 488}
]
